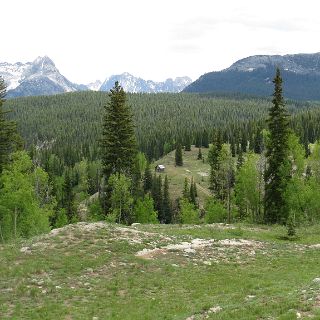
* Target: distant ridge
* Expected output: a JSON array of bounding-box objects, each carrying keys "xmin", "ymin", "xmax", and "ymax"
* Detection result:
[
  {"xmin": 0, "ymin": 57, "xmax": 191, "ymax": 98},
  {"xmin": 184, "ymin": 53, "xmax": 320, "ymax": 100}
]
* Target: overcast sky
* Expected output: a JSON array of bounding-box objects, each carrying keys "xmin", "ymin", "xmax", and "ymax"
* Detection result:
[{"xmin": 2, "ymin": 0, "xmax": 320, "ymax": 84}]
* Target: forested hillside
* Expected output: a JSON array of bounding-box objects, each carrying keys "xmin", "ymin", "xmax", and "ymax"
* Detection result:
[
  {"xmin": 2, "ymin": 82, "xmax": 320, "ymax": 241},
  {"xmin": 184, "ymin": 53, "xmax": 320, "ymax": 100},
  {"xmin": 5, "ymin": 91, "xmax": 320, "ymax": 164}
]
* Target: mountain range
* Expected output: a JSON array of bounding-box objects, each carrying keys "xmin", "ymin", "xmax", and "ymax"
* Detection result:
[
  {"xmin": 184, "ymin": 53, "xmax": 320, "ymax": 100},
  {"xmin": 0, "ymin": 56, "xmax": 192, "ymax": 98},
  {"xmin": 3, "ymin": 53, "xmax": 320, "ymax": 100}
]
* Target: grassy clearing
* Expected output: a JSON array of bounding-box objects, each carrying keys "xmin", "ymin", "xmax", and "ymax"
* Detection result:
[
  {"xmin": 1, "ymin": 222, "xmax": 320, "ymax": 319},
  {"xmin": 153, "ymin": 146, "xmax": 211, "ymax": 206}
]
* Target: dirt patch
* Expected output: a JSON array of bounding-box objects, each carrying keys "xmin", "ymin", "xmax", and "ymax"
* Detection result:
[
  {"xmin": 206, "ymin": 223, "xmax": 236, "ymax": 230},
  {"xmin": 20, "ymin": 222, "xmax": 173, "ymax": 253},
  {"xmin": 185, "ymin": 306, "xmax": 222, "ymax": 319},
  {"xmin": 136, "ymin": 238, "xmax": 265, "ymax": 264},
  {"xmin": 309, "ymin": 244, "xmax": 320, "ymax": 249}
]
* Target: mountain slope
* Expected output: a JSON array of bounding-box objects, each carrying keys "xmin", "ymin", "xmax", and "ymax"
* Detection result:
[
  {"xmin": 184, "ymin": 53, "xmax": 320, "ymax": 100},
  {"xmin": 0, "ymin": 61, "xmax": 31, "ymax": 91},
  {"xmin": 153, "ymin": 146, "xmax": 211, "ymax": 207},
  {"xmin": 100, "ymin": 72, "xmax": 192, "ymax": 93},
  {"xmin": 4, "ymin": 56, "xmax": 84, "ymax": 98}
]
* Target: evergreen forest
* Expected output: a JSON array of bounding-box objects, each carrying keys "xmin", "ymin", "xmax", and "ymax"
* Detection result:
[{"xmin": 2, "ymin": 71, "xmax": 320, "ymax": 240}]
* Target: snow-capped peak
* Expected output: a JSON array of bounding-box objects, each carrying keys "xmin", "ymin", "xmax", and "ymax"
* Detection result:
[
  {"xmin": 100, "ymin": 73, "xmax": 192, "ymax": 93},
  {"xmin": 0, "ymin": 56, "xmax": 82, "ymax": 97},
  {"xmin": 0, "ymin": 56, "xmax": 192, "ymax": 97},
  {"xmin": 86, "ymin": 80, "xmax": 102, "ymax": 91}
]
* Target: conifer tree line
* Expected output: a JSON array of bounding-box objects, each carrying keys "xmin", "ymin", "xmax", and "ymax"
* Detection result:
[
  {"xmin": 204, "ymin": 68, "xmax": 320, "ymax": 228},
  {"xmin": 5, "ymin": 90, "xmax": 320, "ymax": 165},
  {"xmin": 2, "ymin": 67, "xmax": 320, "ymax": 241}
]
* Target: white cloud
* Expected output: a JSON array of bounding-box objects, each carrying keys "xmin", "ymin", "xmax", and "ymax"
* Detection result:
[{"xmin": 2, "ymin": 0, "xmax": 320, "ymax": 83}]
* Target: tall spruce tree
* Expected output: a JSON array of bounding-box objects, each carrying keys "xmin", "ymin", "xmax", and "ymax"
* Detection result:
[
  {"xmin": 182, "ymin": 177, "xmax": 189, "ymax": 200},
  {"xmin": 189, "ymin": 177, "xmax": 196, "ymax": 206},
  {"xmin": 184, "ymin": 135, "xmax": 191, "ymax": 151},
  {"xmin": 197, "ymin": 148, "xmax": 202, "ymax": 160},
  {"xmin": 151, "ymin": 173, "xmax": 163, "ymax": 222},
  {"xmin": 175, "ymin": 143, "xmax": 183, "ymax": 166},
  {"xmin": 254, "ymin": 128, "xmax": 264, "ymax": 154},
  {"xmin": 100, "ymin": 81, "xmax": 137, "ymax": 212},
  {"xmin": 163, "ymin": 175, "xmax": 172, "ymax": 223},
  {"xmin": 62, "ymin": 167, "xmax": 75, "ymax": 222},
  {"xmin": 143, "ymin": 162, "xmax": 153, "ymax": 193},
  {"xmin": 208, "ymin": 133, "xmax": 222, "ymax": 192},
  {"xmin": 202, "ymin": 130, "xmax": 209, "ymax": 148},
  {"xmin": 0, "ymin": 77, "xmax": 17, "ymax": 174},
  {"xmin": 264, "ymin": 68, "xmax": 290, "ymax": 224},
  {"xmin": 236, "ymin": 149, "xmax": 244, "ymax": 170}
]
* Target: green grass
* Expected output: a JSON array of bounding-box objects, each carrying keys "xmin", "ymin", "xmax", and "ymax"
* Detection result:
[
  {"xmin": 1, "ymin": 222, "xmax": 320, "ymax": 319},
  {"xmin": 153, "ymin": 146, "xmax": 211, "ymax": 206}
]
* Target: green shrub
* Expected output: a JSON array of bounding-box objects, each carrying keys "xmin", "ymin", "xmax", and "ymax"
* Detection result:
[{"xmin": 204, "ymin": 198, "xmax": 227, "ymax": 223}]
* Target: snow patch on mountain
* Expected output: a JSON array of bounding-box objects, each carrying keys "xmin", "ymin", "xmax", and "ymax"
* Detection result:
[
  {"xmin": 100, "ymin": 73, "xmax": 192, "ymax": 93},
  {"xmin": 0, "ymin": 56, "xmax": 83, "ymax": 97},
  {"xmin": 0, "ymin": 61, "xmax": 31, "ymax": 90},
  {"xmin": 0, "ymin": 57, "xmax": 192, "ymax": 97},
  {"xmin": 227, "ymin": 53, "xmax": 320, "ymax": 75},
  {"xmin": 86, "ymin": 80, "xmax": 102, "ymax": 91}
]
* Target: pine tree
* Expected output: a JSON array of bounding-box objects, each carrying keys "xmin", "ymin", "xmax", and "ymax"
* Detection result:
[
  {"xmin": 236, "ymin": 149, "xmax": 244, "ymax": 170},
  {"xmin": 197, "ymin": 148, "xmax": 202, "ymax": 160},
  {"xmin": 152, "ymin": 174, "xmax": 163, "ymax": 222},
  {"xmin": 163, "ymin": 175, "xmax": 172, "ymax": 223},
  {"xmin": 195, "ymin": 132, "xmax": 202, "ymax": 148},
  {"xmin": 254, "ymin": 128, "xmax": 264, "ymax": 154},
  {"xmin": 230, "ymin": 139, "xmax": 236, "ymax": 157},
  {"xmin": 305, "ymin": 165, "xmax": 312, "ymax": 180},
  {"xmin": 0, "ymin": 77, "xmax": 17, "ymax": 174},
  {"xmin": 208, "ymin": 134, "xmax": 222, "ymax": 192},
  {"xmin": 175, "ymin": 143, "xmax": 183, "ymax": 166},
  {"xmin": 193, "ymin": 180, "xmax": 198, "ymax": 198},
  {"xmin": 100, "ymin": 81, "xmax": 137, "ymax": 213},
  {"xmin": 264, "ymin": 68, "xmax": 290, "ymax": 224},
  {"xmin": 151, "ymin": 173, "xmax": 157, "ymax": 200},
  {"xmin": 101, "ymin": 81, "xmax": 137, "ymax": 178},
  {"xmin": 143, "ymin": 162, "xmax": 153, "ymax": 193},
  {"xmin": 216, "ymin": 130, "xmax": 223, "ymax": 150},
  {"xmin": 202, "ymin": 130, "xmax": 209, "ymax": 148},
  {"xmin": 287, "ymin": 214, "xmax": 296, "ymax": 238},
  {"xmin": 156, "ymin": 175, "xmax": 164, "ymax": 222},
  {"xmin": 63, "ymin": 167, "xmax": 75, "ymax": 222},
  {"xmin": 182, "ymin": 177, "xmax": 189, "ymax": 199},
  {"xmin": 184, "ymin": 135, "xmax": 191, "ymax": 151},
  {"xmin": 303, "ymin": 139, "xmax": 310, "ymax": 158},
  {"xmin": 241, "ymin": 133, "xmax": 247, "ymax": 153},
  {"xmin": 189, "ymin": 177, "xmax": 196, "ymax": 206}
]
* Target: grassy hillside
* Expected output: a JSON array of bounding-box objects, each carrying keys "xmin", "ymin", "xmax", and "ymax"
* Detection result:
[
  {"xmin": 1, "ymin": 222, "xmax": 320, "ymax": 319},
  {"xmin": 153, "ymin": 146, "xmax": 211, "ymax": 207}
]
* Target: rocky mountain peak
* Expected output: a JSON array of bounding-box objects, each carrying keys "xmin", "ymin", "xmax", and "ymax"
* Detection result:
[
  {"xmin": 228, "ymin": 52, "xmax": 320, "ymax": 75},
  {"xmin": 184, "ymin": 52, "xmax": 320, "ymax": 100},
  {"xmin": 23, "ymin": 56, "xmax": 58, "ymax": 79},
  {"xmin": 0, "ymin": 57, "xmax": 192, "ymax": 97}
]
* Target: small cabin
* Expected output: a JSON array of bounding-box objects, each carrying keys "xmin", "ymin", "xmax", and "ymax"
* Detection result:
[{"xmin": 155, "ymin": 164, "xmax": 165, "ymax": 172}]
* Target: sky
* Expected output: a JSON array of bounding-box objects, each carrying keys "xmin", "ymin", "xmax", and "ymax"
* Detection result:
[{"xmin": 2, "ymin": 0, "xmax": 320, "ymax": 84}]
